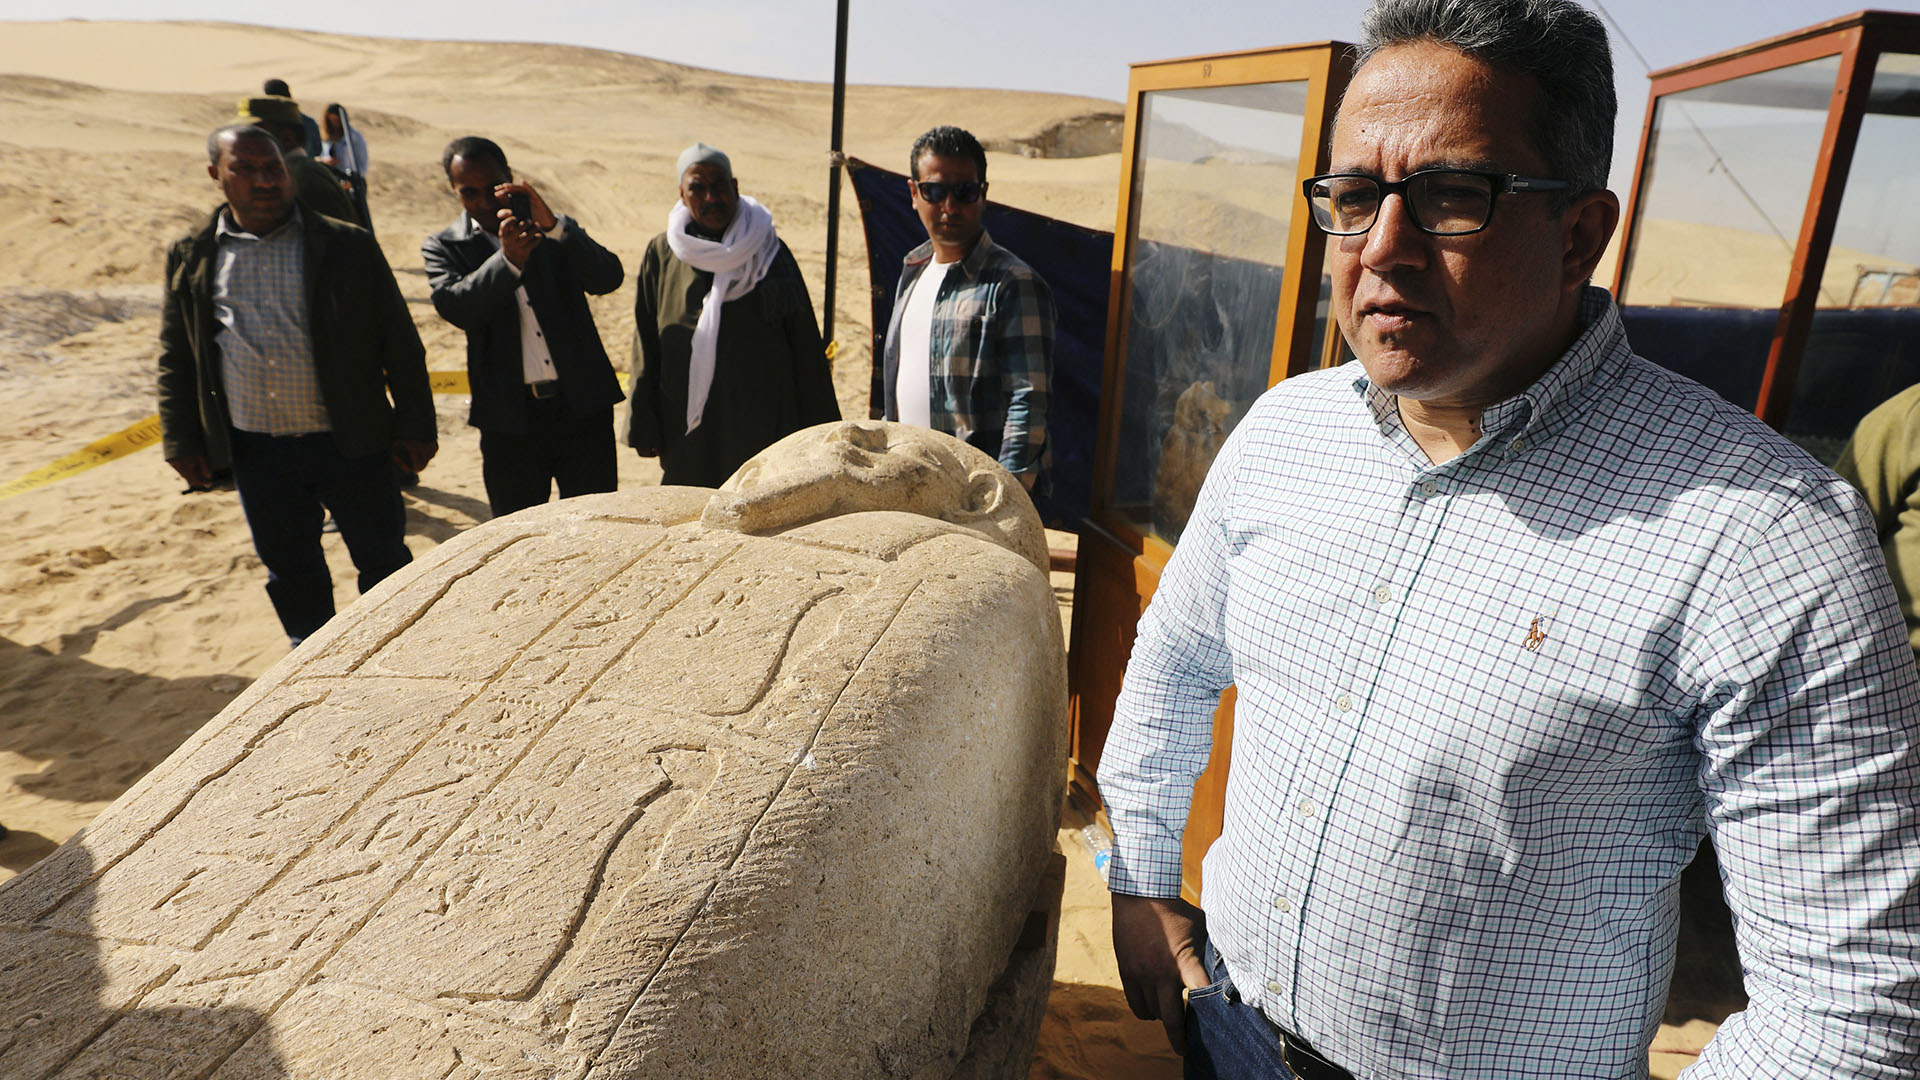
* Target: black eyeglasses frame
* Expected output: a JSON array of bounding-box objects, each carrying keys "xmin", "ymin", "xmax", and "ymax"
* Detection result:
[{"xmin": 1301, "ymin": 169, "xmax": 1573, "ymax": 237}]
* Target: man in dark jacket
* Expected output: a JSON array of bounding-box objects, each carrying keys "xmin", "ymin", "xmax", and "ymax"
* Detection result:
[
  {"xmin": 159, "ymin": 124, "xmax": 436, "ymax": 647},
  {"xmin": 423, "ymin": 136, "xmax": 625, "ymax": 516},
  {"xmin": 625, "ymin": 142, "xmax": 839, "ymax": 487}
]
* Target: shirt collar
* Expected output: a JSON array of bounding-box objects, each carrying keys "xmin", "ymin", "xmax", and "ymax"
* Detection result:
[
  {"xmin": 905, "ymin": 229, "xmax": 997, "ymax": 283},
  {"xmin": 217, "ymin": 203, "xmax": 303, "ymax": 242},
  {"xmin": 1352, "ymin": 285, "xmax": 1628, "ymax": 455}
]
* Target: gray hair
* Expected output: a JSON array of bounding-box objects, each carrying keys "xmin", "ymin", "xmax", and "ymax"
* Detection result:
[
  {"xmin": 1354, "ymin": 0, "xmax": 1615, "ymax": 204},
  {"xmin": 206, "ymin": 123, "xmax": 280, "ymax": 165}
]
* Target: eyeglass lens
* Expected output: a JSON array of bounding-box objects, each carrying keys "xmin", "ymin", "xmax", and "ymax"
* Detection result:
[
  {"xmin": 915, "ymin": 181, "xmax": 984, "ymax": 205},
  {"xmin": 1309, "ymin": 172, "xmax": 1497, "ymax": 235}
]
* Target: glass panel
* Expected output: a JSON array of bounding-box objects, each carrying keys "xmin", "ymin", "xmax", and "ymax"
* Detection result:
[
  {"xmin": 1619, "ymin": 55, "xmax": 1839, "ymax": 415},
  {"xmin": 1111, "ymin": 82, "xmax": 1307, "ymax": 544},
  {"xmin": 1789, "ymin": 53, "xmax": 1920, "ymax": 462}
]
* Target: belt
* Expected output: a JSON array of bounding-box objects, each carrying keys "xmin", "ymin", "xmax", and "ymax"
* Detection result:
[
  {"xmin": 1281, "ymin": 1029, "xmax": 1355, "ymax": 1080},
  {"xmin": 526, "ymin": 380, "xmax": 560, "ymax": 399}
]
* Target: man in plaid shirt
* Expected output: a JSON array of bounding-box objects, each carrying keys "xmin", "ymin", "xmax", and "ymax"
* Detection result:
[{"xmin": 879, "ymin": 126, "xmax": 1055, "ymax": 495}]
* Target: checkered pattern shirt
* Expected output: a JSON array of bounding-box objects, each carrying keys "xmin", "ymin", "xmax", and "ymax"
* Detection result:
[
  {"xmin": 884, "ymin": 231, "xmax": 1054, "ymax": 490},
  {"xmin": 1100, "ymin": 287, "xmax": 1920, "ymax": 1078},
  {"xmin": 213, "ymin": 207, "xmax": 329, "ymax": 435}
]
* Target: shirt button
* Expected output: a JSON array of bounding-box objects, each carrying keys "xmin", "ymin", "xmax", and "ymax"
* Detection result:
[
  {"xmin": 1299, "ymin": 801, "xmax": 1317, "ymax": 819},
  {"xmin": 1274, "ymin": 896, "xmax": 1292, "ymax": 912},
  {"xmin": 1267, "ymin": 980, "xmax": 1285, "ymax": 994},
  {"xmin": 1334, "ymin": 694, "xmax": 1353, "ymax": 713},
  {"xmin": 1419, "ymin": 479, "xmax": 1440, "ymax": 496},
  {"xmin": 1373, "ymin": 584, "xmax": 1394, "ymax": 605},
  {"xmin": 1511, "ymin": 437, "xmax": 1527, "ymax": 453}
]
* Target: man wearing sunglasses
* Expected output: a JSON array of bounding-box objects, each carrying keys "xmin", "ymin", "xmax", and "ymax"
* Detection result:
[
  {"xmin": 879, "ymin": 126, "xmax": 1055, "ymax": 494},
  {"xmin": 1099, "ymin": 0, "xmax": 1920, "ymax": 1078}
]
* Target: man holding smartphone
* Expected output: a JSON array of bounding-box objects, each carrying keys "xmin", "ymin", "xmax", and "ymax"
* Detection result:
[{"xmin": 423, "ymin": 136, "xmax": 625, "ymax": 517}]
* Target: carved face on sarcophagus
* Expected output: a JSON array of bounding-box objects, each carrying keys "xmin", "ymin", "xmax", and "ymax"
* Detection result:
[{"xmin": 0, "ymin": 422, "xmax": 1067, "ymax": 1079}]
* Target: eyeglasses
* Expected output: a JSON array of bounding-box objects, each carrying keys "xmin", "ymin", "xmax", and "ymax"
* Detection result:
[
  {"xmin": 1302, "ymin": 169, "xmax": 1571, "ymax": 236},
  {"xmin": 911, "ymin": 180, "xmax": 987, "ymax": 205}
]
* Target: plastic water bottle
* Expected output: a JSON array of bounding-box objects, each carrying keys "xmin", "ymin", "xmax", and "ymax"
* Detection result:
[{"xmin": 1080, "ymin": 821, "xmax": 1114, "ymax": 884}]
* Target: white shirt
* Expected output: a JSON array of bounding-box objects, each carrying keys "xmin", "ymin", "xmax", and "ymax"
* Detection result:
[
  {"xmin": 893, "ymin": 258, "xmax": 952, "ymax": 429},
  {"xmin": 475, "ymin": 216, "xmax": 570, "ymax": 384},
  {"xmin": 1101, "ymin": 287, "xmax": 1920, "ymax": 1077}
]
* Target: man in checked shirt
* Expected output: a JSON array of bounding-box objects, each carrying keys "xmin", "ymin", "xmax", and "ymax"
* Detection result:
[
  {"xmin": 1100, "ymin": 1, "xmax": 1920, "ymax": 1077},
  {"xmin": 159, "ymin": 125, "xmax": 436, "ymax": 649},
  {"xmin": 878, "ymin": 125, "xmax": 1055, "ymax": 496}
]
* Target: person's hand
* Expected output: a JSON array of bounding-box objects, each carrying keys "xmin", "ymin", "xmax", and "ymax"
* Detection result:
[
  {"xmin": 391, "ymin": 438, "xmax": 438, "ymax": 473},
  {"xmin": 1112, "ymin": 893, "xmax": 1210, "ymax": 1054},
  {"xmin": 497, "ymin": 212, "xmax": 544, "ymax": 268},
  {"xmin": 494, "ymin": 181, "xmax": 558, "ymax": 231},
  {"xmin": 167, "ymin": 454, "xmax": 214, "ymax": 492}
]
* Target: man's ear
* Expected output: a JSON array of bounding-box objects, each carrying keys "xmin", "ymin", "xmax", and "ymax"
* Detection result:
[
  {"xmin": 1562, "ymin": 188, "xmax": 1621, "ymax": 291},
  {"xmin": 207, "ymin": 162, "xmax": 220, "ymax": 183}
]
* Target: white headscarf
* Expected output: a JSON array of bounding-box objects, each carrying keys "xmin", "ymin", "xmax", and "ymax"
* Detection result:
[{"xmin": 665, "ymin": 194, "xmax": 780, "ymax": 433}]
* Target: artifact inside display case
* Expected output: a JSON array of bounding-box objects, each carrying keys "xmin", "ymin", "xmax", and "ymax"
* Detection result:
[{"xmin": 1110, "ymin": 81, "xmax": 1310, "ymax": 543}]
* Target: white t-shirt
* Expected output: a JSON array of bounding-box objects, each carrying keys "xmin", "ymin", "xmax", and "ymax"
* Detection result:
[{"xmin": 894, "ymin": 259, "xmax": 953, "ymax": 429}]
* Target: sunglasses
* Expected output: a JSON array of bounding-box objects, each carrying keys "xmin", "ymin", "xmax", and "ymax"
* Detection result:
[{"xmin": 911, "ymin": 180, "xmax": 987, "ymax": 205}]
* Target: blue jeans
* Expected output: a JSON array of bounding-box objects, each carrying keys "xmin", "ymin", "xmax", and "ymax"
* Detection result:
[
  {"xmin": 1184, "ymin": 935, "xmax": 1291, "ymax": 1080},
  {"xmin": 229, "ymin": 430, "xmax": 411, "ymax": 645}
]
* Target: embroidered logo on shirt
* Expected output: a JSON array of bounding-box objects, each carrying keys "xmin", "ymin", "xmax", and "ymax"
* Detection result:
[{"xmin": 1524, "ymin": 615, "xmax": 1550, "ymax": 652}]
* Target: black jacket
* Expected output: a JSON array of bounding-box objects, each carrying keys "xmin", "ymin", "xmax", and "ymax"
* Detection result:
[
  {"xmin": 422, "ymin": 214, "xmax": 624, "ymax": 434},
  {"xmin": 156, "ymin": 206, "xmax": 433, "ymax": 470}
]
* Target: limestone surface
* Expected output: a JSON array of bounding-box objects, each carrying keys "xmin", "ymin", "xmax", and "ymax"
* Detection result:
[{"xmin": 0, "ymin": 421, "xmax": 1068, "ymax": 1080}]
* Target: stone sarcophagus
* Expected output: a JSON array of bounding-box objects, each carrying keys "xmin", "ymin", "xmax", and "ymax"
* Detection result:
[{"xmin": 0, "ymin": 422, "xmax": 1067, "ymax": 1079}]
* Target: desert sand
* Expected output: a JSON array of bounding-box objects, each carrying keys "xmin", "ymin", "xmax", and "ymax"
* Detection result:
[{"xmin": 1, "ymin": 20, "xmax": 1713, "ymax": 1079}]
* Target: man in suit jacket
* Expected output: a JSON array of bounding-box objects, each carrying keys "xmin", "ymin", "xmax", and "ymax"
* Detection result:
[
  {"xmin": 159, "ymin": 124, "xmax": 436, "ymax": 647},
  {"xmin": 423, "ymin": 136, "xmax": 625, "ymax": 517}
]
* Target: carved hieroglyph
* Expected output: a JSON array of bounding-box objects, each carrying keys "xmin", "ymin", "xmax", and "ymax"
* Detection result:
[{"xmin": 0, "ymin": 421, "xmax": 1068, "ymax": 1079}]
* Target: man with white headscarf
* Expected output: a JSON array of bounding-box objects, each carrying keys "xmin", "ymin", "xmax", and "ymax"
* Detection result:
[{"xmin": 625, "ymin": 143, "xmax": 840, "ymax": 487}]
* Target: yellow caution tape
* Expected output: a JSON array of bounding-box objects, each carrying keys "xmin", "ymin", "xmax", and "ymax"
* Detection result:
[
  {"xmin": 0, "ymin": 370, "xmax": 634, "ymax": 501},
  {"xmin": 433, "ymin": 371, "xmax": 632, "ymax": 391},
  {"xmin": 428, "ymin": 369, "xmax": 470, "ymax": 394},
  {"xmin": 0, "ymin": 413, "xmax": 165, "ymax": 501}
]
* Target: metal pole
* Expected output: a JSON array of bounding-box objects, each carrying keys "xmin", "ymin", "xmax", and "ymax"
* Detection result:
[{"xmin": 823, "ymin": 0, "xmax": 849, "ymax": 349}]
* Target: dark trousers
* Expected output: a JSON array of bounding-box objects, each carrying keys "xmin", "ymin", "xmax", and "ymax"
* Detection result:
[
  {"xmin": 1186, "ymin": 936, "xmax": 1354, "ymax": 1080},
  {"xmin": 479, "ymin": 398, "xmax": 616, "ymax": 518},
  {"xmin": 229, "ymin": 429, "xmax": 411, "ymax": 646}
]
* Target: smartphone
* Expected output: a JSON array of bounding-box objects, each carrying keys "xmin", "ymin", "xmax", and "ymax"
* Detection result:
[{"xmin": 507, "ymin": 191, "xmax": 532, "ymax": 222}]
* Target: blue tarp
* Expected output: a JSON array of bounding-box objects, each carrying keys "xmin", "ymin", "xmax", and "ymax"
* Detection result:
[{"xmin": 848, "ymin": 159, "xmax": 1111, "ymax": 529}]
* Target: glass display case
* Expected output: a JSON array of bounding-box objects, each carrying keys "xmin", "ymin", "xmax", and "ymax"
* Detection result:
[
  {"xmin": 1067, "ymin": 42, "xmax": 1352, "ymax": 903},
  {"xmin": 1616, "ymin": 11, "xmax": 1920, "ymax": 463}
]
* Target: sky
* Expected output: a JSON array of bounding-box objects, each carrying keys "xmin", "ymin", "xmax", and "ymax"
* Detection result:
[{"xmin": 3, "ymin": 0, "xmax": 1916, "ymax": 194}]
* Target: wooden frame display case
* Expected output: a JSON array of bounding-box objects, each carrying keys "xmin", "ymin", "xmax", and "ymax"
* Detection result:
[
  {"xmin": 1614, "ymin": 11, "xmax": 1920, "ymax": 459},
  {"xmin": 1066, "ymin": 42, "xmax": 1354, "ymax": 904}
]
